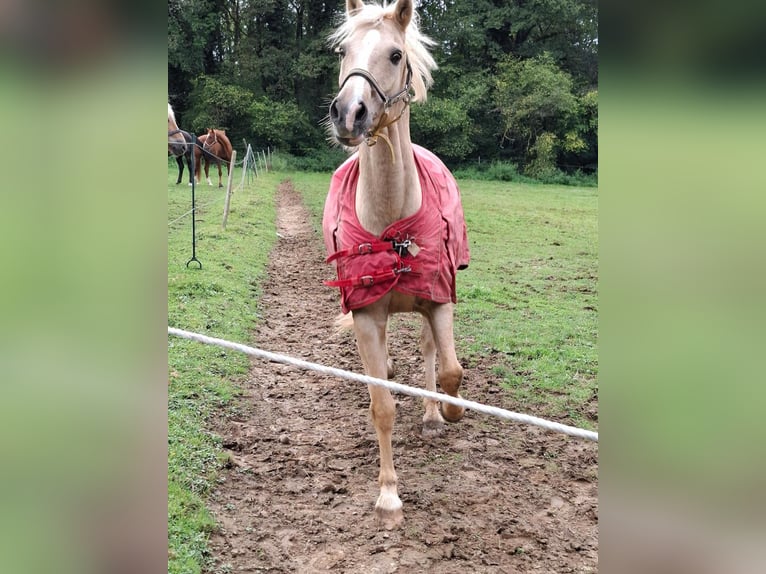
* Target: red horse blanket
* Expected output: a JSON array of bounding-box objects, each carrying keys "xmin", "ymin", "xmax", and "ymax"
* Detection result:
[{"xmin": 323, "ymin": 144, "xmax": 470, "ymax": 313}]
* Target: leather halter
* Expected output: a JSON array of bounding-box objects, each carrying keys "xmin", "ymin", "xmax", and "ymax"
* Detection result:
[
  {"xmin": 339, "ymin": 60, "xmax": 412, "ymax": 110},
  {"xmin": 338, "ymin": 60, "xmax": 413, "ymax": 156},
  {"xmin": 203, "ymin": 130, "xmax": 217, "ymax": 151}
]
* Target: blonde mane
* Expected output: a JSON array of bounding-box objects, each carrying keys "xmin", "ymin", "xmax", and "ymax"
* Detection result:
[
  {"xmin": 168, "ymin": 103, "xmax": 178, "ymax": 127},
  {"xmin": 329, "ymin": 1, "xmax": 437, "ymax": 102}
]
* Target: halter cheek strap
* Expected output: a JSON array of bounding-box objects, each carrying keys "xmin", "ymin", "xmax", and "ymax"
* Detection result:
[{"xmin": 338, "ymin": 61, "xmax": 413, "ymax": 160}]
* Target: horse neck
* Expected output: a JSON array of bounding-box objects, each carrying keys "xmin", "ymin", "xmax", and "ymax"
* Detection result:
[{"xmin": 355, "ymin": 108, "xmax": 421, "ymax": 236}]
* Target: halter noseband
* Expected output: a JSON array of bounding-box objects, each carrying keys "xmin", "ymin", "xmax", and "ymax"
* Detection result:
[
  {"xmin": 337, "ymin": 61, "xmax": 413, "ymax": 156},
  {"xmin": 339, "ymin": 60, "xmax": 413, "ymax": 110},
  {"xmin": 203, "ymin": 131, "xmax": 217, "ymax": 150}
]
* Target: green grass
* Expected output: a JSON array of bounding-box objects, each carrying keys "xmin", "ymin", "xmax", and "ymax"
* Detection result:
[
  {"xmin": 167, "ymin": 159, "xmax": 597, "ymax": 572},
  {"xmin": 456, "ymin": 180, "xmax": 597, "ymax": 426},
  {"xmin": 167, "ymin": 160, "xmax": 281, "ymax": 573}
]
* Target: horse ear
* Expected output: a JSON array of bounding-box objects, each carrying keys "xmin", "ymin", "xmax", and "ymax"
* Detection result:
[
  {"xmin": 393, "ymin": 0, "xmax": 413, "ymax": 30},
  {"xmin": 346, "ymin": 0, "xmax": 363, "ymax": 15}
]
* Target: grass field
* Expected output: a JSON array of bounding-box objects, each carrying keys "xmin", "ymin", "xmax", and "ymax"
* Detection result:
[{"xmin": 168, "ymin": 161, "xmax": 597, "ymax": 573}]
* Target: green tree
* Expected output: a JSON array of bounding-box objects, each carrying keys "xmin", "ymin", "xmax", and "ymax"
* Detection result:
[
  {"xmin": 410, "ymin": 97, "xmax": 476, "ymax": 162},
  {"xmin": 559, "ymin": 89, "xmax": 598, "ymax": 172},
  {"xmin": 494, "ymin": 52, "xmax": 580, "ymax": 171},
  {"xmin": 249, "ymin": 97, "xmax": 312, "ymax": 153},
  {"xmin": 419, "ymin": 0, "xmax": 597, "ymax": 87},
  {"xmin": 187, "ymin": 76, "xmax": 255, "ymax": 148},
  {"xmin": 168, "ymin": 1, "xmax": 598, "ymax": 172}
]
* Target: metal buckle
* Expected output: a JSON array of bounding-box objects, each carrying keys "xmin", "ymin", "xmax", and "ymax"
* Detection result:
[
  {"xmin": 360, "ymin": 276, "xmax": 374, "ymax": 287},
  {"xmin": 357, "ymin": 243, "xmax": 373, "ymax": 255},
  {"xmin": 391, "ymin": 238, "xmax": 411, "ymax": 257},
  {"xmin": 394, "ymin": 266, "xmax": 411, "ymax": 275}
]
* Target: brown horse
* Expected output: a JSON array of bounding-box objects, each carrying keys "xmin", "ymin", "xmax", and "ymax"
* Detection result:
[
  {"xmin": 194, "ymin": 128, "xmax": 233, "ymax": 187},
  {"xmin": 324, "ymin": 0, "xmax": 470, "ymax": 529}
]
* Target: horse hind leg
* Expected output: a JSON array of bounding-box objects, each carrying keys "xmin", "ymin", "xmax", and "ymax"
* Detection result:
[
  {"xmin": 428, "ymin": 303, "xmax": 465, "ymax": 422},
  {"xmin": 192, "ymin": 151, "xmax": 201, "ymax": 185},
  {"xmin": 420, "ymin": 318, "xmax": 445, "ymax": 437},
  {"xmin": 205, "ymin": 161, "xmax": 213, "ymax": 186},
  {"xmin": 218, "ymin": 163, "xmax": 223, "ymax": 188}
]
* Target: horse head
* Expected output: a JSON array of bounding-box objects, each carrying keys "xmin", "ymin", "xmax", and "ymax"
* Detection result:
[
  {"xmin": 328, "ymin": 0, "xmax": 435, "ymax": 148},
  {"xmin": 203, "ymin": 128, "xmax": 218, "ymax": 151}
]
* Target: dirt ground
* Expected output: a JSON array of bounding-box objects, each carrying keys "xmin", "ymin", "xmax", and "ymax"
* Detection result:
[{"xmin": 205, "ymin": 181, "xmax": 598, "ymax": 573}]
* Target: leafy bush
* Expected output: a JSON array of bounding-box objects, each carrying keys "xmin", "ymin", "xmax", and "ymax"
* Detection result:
[
  {"xmin": 281, "ymin": 147, "xmax": 350, "ymax": 172},
  {"xmin": 525, "ymin": 132, "xmax": 559, "ymax": 179},
  {"xmin": 454, "ymin": 161, "xmax": 535, "ymax": 183},
  {"xmin": 453, "ymin": 159, "xmax": 596, "ymax": 187},
  {"xmin": 249, "ymin": 97, "xmax": 314, "ymax": 154}
]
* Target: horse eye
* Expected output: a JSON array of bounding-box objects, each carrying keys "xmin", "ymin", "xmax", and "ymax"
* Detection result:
[{"xmin": 390, "ymin": 51, "xmax": 402, "ymax": 64}]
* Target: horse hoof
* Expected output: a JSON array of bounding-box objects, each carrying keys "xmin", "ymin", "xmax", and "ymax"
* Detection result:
[
  {"xmin": 375, "ymin": 491, "xmax": 403, "ymax": 530},
  {"xmin": 442, "ymin": 401, "xmax": 465, "ymax": 423},
  {"xmin": 421, "ymin": 418, "xmax": 444, "ymax": 439},
  {"xmin": 375, "ymin": 506, "xmax": 404, "ymax": 530}
]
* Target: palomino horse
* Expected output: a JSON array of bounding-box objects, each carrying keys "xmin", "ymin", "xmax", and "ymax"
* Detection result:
[
  {"xmin": 168, "ymin": 103, "xmax": 195, "ymax": 185},
  {"xmin": 324, "ymin": 0, "xmax": 470, "ymax": 528},
  {"xmin": 196, "ymin": 128, "xmax": 233, "ymax": 187}
]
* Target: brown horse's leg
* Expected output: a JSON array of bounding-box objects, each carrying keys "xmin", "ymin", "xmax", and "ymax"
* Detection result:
[
  {"xmin": 204, "ymin": 160, "xmax": 213, "ymax": 186},
  {"xmin": 420, "ymin": 318, "xmax": 445, "ymax": 437},
  {"xmin": 428, "ymin": 303, "xmax": 465, "ymax": 422},
  {"xmin": 217, "ymin": 162, "xmax": 223, "ymax": 188},
  {"xmin": 352, "ymin": 304, "xmax": 403, "ymax": 529}
]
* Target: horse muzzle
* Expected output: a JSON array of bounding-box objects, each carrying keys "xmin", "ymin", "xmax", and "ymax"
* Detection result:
[
  {"xmin": 168, "ymin": 142, "xmax": 187, "ymax": 157},
  {"xmin": 329, "ymin": 95, "xmax": 376, "ymax": 146}
]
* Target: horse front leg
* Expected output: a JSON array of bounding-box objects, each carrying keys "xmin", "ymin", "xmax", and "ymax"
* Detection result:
[
  {"xmin": 428, "ymin": 303, "xmax": 465, "ymax": 422},
  {"xmin": 185, "ymin": 153, "xmax": 194, "ymax": 185},
  {"xmin": 176, "ymin": 156, "xmax": 184, "ymax": 185},
  {"xmin": 352, "ymin": 306, "xmax": 403, "ymax": 529}
]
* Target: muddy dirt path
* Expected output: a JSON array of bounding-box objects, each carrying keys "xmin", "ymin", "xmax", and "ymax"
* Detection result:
[{"xmin": 205, "ymin": 181, "xmax": 598, "ymax": 573}]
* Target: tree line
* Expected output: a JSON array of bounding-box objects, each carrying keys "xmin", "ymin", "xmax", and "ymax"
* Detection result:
[{"xmin": 169, "ymin": 0, "xmax": 597, "ymax": 177}]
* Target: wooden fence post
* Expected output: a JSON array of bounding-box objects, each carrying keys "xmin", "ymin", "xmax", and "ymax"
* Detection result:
[{"xmin": 222, "ymin": 149, "xmax": 236, "ymax": 230}]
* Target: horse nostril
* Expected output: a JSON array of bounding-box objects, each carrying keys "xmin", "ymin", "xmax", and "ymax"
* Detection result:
[
  {"xmin": 355, "ymin": 102, "xmax": 367, "ymax": 124},
  {"xmin": 330, "ymin": 99, "xmax": 340, "ymax": 122}
]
